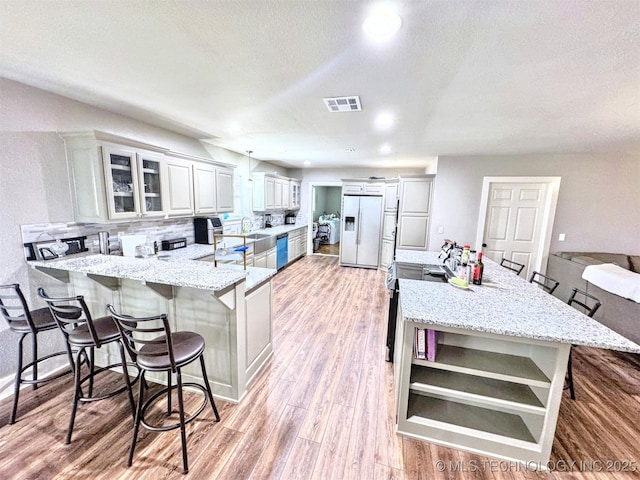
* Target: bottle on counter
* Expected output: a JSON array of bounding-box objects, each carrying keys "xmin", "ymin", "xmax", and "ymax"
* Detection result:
[
  {"xmin": 467, "ymin": 256, "xmax": 476, "ymax": 284},
  {"xmin": 473, "ymin": 252, "xmax": 484, "ymax": 285},
  {"xmin": 461, "ymin": 245, "xmax": 470, "ymax": 265}
]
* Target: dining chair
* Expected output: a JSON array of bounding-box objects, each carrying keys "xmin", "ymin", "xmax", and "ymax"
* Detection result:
[
  {"xmin": 38, "ymin": 289, "xmax": 137, "ymax": 443},
  {"xmin": 529, "ymin": 271, "xmax": 560, "ymax": 294},
  {"xmin": 566, "ymin": 288, "xmax": 602, "ymax": 400},
  {"xmin": 0, "ymin": 283, "xmax": 74, "ymax": 424},
  {"xmin": 500, "ymin": 258, "xmax": 525, "ymax": 276},
  {"xmin": 107, "ymin": 304, "xmax": 220, "ymax": 474}
]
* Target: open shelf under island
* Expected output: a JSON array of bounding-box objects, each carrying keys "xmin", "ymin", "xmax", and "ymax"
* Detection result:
[{"xmin": 392, "ymin": 250, "xmax": 640, "ymax": 467}]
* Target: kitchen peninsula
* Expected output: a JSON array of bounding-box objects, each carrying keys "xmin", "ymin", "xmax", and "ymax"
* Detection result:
[
  {"xmin": 392, "ymin": 250, "xmax": 640, "ymax": 466},
  {"xmin": 29, "ymin": 249, "xmax": 277, "ymax": 403}
]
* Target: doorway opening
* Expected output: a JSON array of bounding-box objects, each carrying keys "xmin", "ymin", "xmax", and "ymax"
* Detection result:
[{"xmin": 309, "ymin": 183, "xmax": 342, "ymax": 257}]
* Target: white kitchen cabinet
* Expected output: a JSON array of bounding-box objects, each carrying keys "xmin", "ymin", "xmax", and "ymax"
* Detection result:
[
  {"xmin": 382, "ymin": 212, "xmax": 397, "ymax": 241},
  {"xmin": 163, "ymin": 157, "xmax": 194, "ymax": 216},
  {"xmin": 289, "ymin": 180, "xmax": 301, "ymax": 210},
  {"xmin": 396, "ymin": 175, "xmax": 434, "ymax": 251},
  {"xmin": 252, "ymin": 173, "xmax": 298, "ymax": 212},
  {"xmin": 342, "ymin": 181, "xmax": 384, "ymax": 196},
  {"xmin": 193, "ymin": 164, "xmax": 234, "ymax": 214},
  {"xmin": 254, "ymin": 251, "xmax": 267, "ymax": 268},
  {"xmin": 193, "ymin": 163, "xmax": 216, "ymax": 214},
  {"xmin": 64, "ymin": 134, "xmax": 169, "ymax": 222},
  {"xmin": 102, "ymin": 145, "xmax": 141, "ymax": 220},
  {"xmin": 266, "ymin": 247, "xmax": 277, "ymax": 269},
  {"xmin": 281, "ymin": 180, "xmax": 290, "ymax": 210},
  {"xmin": 288, "ymin": 235, "xmax": 296, "ymax": 263},
  {"xmin": 215, "ymin": 167, "xmax": 234, "ymax": 212},
  {"xmin": 63, "ymin": 131, "xmax": 235, "ymax": 222},
  {"xmin": 384, "ymin": 181, "xmax": 399, "ymax": 211},
  {"xmin": 102, "ymin": 145, "xmax": 168, "ymax": 220},
  {"xmin": 380, "ymin": 239, "xmax": 395, "ymax": 269},
  {"xmin": 285, "ymin": 227, "xmax": 307, "ymax": 262}
]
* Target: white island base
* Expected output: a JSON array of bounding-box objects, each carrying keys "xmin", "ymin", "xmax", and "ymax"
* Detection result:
[
  {"xmin": 395, "ymin": 317, "xmax": 571, "ymax": 466},
  {"xmin": 36, "ymin": 268, "xmax": 272, "ymax": 403}
]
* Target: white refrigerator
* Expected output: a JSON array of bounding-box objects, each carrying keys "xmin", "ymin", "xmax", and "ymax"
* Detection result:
[{"xmin": 340, "ymin": 195, "xmax": 383, "ymax": 268}]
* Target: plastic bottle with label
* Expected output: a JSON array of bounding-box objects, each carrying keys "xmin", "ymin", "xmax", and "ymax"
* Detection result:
[{"xmin": 473, "ymin": 252, "xmax": 484, "ymax": 285}]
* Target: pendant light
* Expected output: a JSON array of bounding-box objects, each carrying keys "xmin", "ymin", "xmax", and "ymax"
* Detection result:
[{"xmin": 246, "ymin": 150, "xmax": 253, "ymax": 189}]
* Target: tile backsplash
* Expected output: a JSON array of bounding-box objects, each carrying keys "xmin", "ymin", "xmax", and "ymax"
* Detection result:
[
  {"xmin": 21, "ymin": 210, "xmax": 307, "ymax": 258},
  {"xmin": 21, "ymin": 218, "xmax": 195, "ymax": 256}
]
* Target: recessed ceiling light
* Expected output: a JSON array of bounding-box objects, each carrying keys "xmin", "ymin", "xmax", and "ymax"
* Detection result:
[
  {"xmin": 303, "ymin": 161, "xmax": 311, "ymax": 167},
  {"xmin": 378, "ymin": 144, "xmax": 392, "ymax": 155},
  {"xmin": 363, "ymin": 5, "xmax": 402, "ymax": 41},
  {"xmin": 374, "ymin": 112, "xmax": 395, "ymax": 131}
]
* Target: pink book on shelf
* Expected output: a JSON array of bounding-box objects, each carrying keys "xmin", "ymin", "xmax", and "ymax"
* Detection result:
[{"xmin": 426, "ymin": 329, "xmax": 438, "ymax": 361}]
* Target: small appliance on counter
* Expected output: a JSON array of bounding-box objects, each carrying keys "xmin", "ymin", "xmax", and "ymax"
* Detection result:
[
  {"xmin": 120, "ymin": 234, "xmax": 148, "ymax": 257},
  {"xmin": 264, "ymin": 213, "xmax": 272, "ymax": 228},
  {"xmin": 285, "ymin": 212, "xmax": 296, "ymax": 224},
  {"xmin": 194, "ymin": 217, "xmax": 223, "ymax": 244},
  {"xmin": 24, "ymin": 236, "xmax": 89, "ymax": 261},
  {"xmin": 161, "ymin": 237, "xmax": 187, "ymax": 250}
]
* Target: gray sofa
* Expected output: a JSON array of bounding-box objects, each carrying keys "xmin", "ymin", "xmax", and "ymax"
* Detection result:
[{"xmin": 546, "ymin": 252, "xmax": 640, "ymax": 345}]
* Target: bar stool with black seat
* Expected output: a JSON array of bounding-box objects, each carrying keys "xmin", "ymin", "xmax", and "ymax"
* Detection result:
[
  {"xmin": 529, "ymin": 271, "xmax": 560, "ymax": 294},
  {"xmin": 38, "ymin": 288, "xmax": 137, "ymax": 443},
  {"xmin": 0, "ymin": 284, "xmax": 74, "ymax": 424},
  {"xmin": 500, "ymin": 258, "xmax": 526, "ymax": 276},
  {"xmin": 566, "ymin": 288, "xmax": 602, "ymax": 400},
  {"xmin": 107, "ymin": 304, "xmax": 220, "ymax": 474}
]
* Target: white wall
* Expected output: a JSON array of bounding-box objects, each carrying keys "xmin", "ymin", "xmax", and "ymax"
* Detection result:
[{"xmin": 430, "ymin": 154, "xmax": 640, "ymax": 255}]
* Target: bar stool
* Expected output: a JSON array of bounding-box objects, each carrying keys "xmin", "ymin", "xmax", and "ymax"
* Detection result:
[
  {"xmin": 38, "ymin": 289, "xmax": 137, "ymax": 443},
  {"xmin": 0, "ymin": 284, "xmax": 74, "ymax": 424},
  {"xmin": 529, "ymin": 271, "xmax": 560, "ymax": 294},
  {"xmin": 107, "ymin": 305, "xmax": 220, "ymax": 474},
  {"xmin": 566, "ymin": 288, "xmax": 602, "ymax": 400},
  {"xmin": 500, "ymin": 258, "xmax": 525, "ymax": 276}
]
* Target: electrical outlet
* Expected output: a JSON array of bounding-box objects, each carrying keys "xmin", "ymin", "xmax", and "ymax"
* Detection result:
[
  {"xmin": 558, "ymin": 233, "xmax": 566, "ymax": 241},
  {"xmin": 437, "ymin": 226, "xmax": 444, "ymax": 234}
]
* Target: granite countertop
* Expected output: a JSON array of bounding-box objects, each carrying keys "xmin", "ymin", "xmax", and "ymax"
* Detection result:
[
  {"xmin": 30, "ymin": 250, "xmax": 276, "ymax": 293},
  {"xmin": 396, "ymin": 250, "xmax": 640, "ymax": 353},
  {"xmin": 29, "ymin": 225, "xmax": 310, "ymax": 292}
]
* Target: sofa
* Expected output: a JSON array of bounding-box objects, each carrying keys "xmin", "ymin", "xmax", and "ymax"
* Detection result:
[{"xmin": 547, "ymin": 252, "xmax": 640, "ymax": 345}]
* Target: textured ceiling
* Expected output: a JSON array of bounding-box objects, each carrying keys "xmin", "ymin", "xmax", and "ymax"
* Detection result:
[{"xmin": 1, "ymin": 0, "xmax": 639, "ymax": 168}]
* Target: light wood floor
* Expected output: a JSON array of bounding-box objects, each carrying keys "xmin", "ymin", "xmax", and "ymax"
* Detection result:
[
  {"xmin": 314, "ymin": 242, "xmax": 340, "ymax": 256},
  {"xmin": 1, "ymin": 255, "xmax": 639, "ymax": 479}
]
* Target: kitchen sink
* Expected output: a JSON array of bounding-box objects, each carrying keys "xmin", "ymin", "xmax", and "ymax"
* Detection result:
[{"xmin": 245, "ymin": 233, "xmax": 275, "ymax": 254}]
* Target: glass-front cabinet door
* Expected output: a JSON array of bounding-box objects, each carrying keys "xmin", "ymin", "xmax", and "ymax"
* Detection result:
[
  {"xmin": 137, "ymin": 153, "xmax": 164, "ymax": 216},
  {"xmin": 102, "ymin": 146, "xmax": 140, "ymax": 219}
]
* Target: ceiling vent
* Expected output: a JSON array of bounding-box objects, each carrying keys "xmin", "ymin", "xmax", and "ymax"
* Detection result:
[{"xmin": 323, "ymin": 96, "xmax": 362, "ymax": 112}]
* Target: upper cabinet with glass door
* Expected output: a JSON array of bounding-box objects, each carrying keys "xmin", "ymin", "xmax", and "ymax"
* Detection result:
[
  {"xmin": 102, "ymin": 146, "xmax": 141, "ymax": 220},
  {"xmin": 138, "ymin": 153, "xmax": 165, "ymax": 217},
  {"xmin": 63, "ymin": 132, "xmax": 235, "ymax": 223},
  {"xmin": 102, "ymin": 146, "xmax": 166, "ymax": 220}
]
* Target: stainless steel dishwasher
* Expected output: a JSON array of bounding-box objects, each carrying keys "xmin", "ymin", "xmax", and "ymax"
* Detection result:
[{"xmin": 276, "ymin": 233, "xmax": 288, "ymax": 270}]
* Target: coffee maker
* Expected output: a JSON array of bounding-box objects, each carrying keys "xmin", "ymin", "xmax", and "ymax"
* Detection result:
[
  {"xmin": 264, "ymin": 213, "xmax": 272, "ymax": 228},
  {"xmin": 194, "ymin": 217, "xmax": 223, "ymax": 244}
]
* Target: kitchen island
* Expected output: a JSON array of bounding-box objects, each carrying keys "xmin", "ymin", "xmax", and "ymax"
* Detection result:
[
  {"xmin": 29, "ymin": 251, "xmax": 277, "ymax": 403},
  {"xmin": 393, "ymin": 250, "xmax": 640, "ymax": 466}
]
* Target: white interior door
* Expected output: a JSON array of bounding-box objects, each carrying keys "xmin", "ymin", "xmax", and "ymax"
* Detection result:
[{"xmin": 477, "ymin": 177, "xmax": 561, "ymax": 279}]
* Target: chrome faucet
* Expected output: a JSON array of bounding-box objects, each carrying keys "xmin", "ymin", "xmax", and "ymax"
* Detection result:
[{"xmin": 241, "ymin": 216, "xmax": 252, "ymax": 234}]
